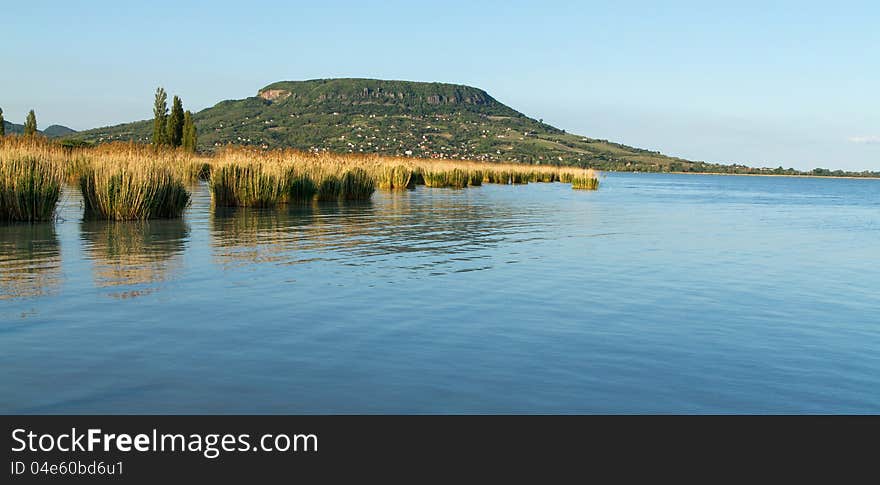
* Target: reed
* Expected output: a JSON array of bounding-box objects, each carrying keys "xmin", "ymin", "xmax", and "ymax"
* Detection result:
[
  {"xmin": 511, "ymin": 171, "xmax": 529, "ymax": 184},
  {"xmin": 376, "ymin": 164, "xmax": 414, "ymax": 190},
  {"xmin": 1, "ymin": 137, "xmax": 601, "ymax": 220},
  {"xmin": 0, "ymin": 155, "xmax": 63, "ymax": 222},
  {"xmin": 340, "ymin": 168, "xmax": 375, "ymax": 200},
  {"xmin": 422, "ymin": 168, "xmax": 469, "ymax": 188},
  {"xmin": 487, "ymin": 170, "xmax": 511, "ymax": 184},
  {"xmin": 289, "ymin": 173, "xmax": 318, "ymax": 201},
  {"xmin": 210, "ymin": 163, "xmax": 293, "ymax": 207},
  {"xmin": 79, "ymin": 155, "xmax": 191, "ymax": 220},
  {"xmin": 570, "ymin": 169, "xmax": 600, "ymax": 190}
]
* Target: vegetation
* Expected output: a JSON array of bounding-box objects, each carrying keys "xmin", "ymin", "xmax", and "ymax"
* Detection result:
[
  {"xmin": 0, "ymin": 107, "xmax": 5, "ymax": 137},
  {"xmin": 152, "ymin": 87, "xmax": 168, "ymax": 146},
  {"xmin": 167, "ymin": 96, "xmax": 184, "ymax": 147},
  {"xmin": 24, "ymin": 110, "xmax": 37, "ymax": 137},
  {"xmin": 182, "ymin": 111, "xmax": 197, "ymax": 153},
  {"xmin": 376, "ymin": 165, "xmax": 414, "ymax": 190},
  {"xmin": 0, "ymin": 141, "xmax": 63, "ymax": 222},
  {"xmin": 0, "ymin": 134, "xmax": 603, "ymax": 222},
  {"xmin": 571, "ymin": 170, "xmax": 600, "ymax": 190},
  {"xmin": 423, "ymin": 168, "xmax": 469, "ymax": 188},
  {"xmin": 79, "ymin": 155, "xmax": 191, "ymax": 220},
  {"xmin": 210, "ymin": 163, "xmax": 294, "ymax": 207},
  {"xmin": 87, "ymin": 147, "xmax": 195, "ymax": 219}
]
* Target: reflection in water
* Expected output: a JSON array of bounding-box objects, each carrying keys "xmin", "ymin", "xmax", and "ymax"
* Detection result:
[
  {"xmin": 0, "ymin": 223, "xmax": 61, "ymax": 300},
  {"xmin": 211, "ymin": 205, "xmax": 317, "ymax": 267},
  {"xmin": 211, "ymin": 189, "xmax": 552, "ymax": 274},
  {"xmin": 80, "ymin": 219, "xmax": 189, "ymax": 298}
]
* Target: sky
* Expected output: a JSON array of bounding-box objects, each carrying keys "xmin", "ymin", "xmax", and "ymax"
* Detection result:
[{"xmin": 2, "ymin": 1, "xmax": 878, "ymax": 171}]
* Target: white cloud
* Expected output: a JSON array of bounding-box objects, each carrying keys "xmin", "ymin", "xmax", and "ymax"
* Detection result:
[{"xmin": 847, "ymin": 135, "xmax": 880, "ymax": 144}]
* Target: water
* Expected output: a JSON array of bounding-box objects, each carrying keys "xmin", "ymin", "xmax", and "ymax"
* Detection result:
[{"xmin": 1, "ymin": 173, "xmax": 878, "ymax": 413}]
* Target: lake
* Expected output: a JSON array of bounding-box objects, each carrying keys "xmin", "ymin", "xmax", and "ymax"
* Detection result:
[{"xmin": 1, "ymin": 173, "xmax": 878, "ymax": 413}]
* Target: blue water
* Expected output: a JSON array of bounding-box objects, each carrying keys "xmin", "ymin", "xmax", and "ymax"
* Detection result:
[{"xmin": 1, "ymin": 173, "xmax": 878, "ymax": 413}]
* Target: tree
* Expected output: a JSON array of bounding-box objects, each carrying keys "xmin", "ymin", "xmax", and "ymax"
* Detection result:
[
  {"xmin": 166, "ymin": 95, "xmax": 184, "ymax": 147},
  {"xmin": 182, "ymin": 110, "xmax": 197, "ymax": 153},
  {"xmin": 0, "ymin": 107, "xmax": 5, "ymax": 137},
  {"xmin": 152, "ymin": 87, "xmax": 168, "ymax": 146},
  {"xmin": 24, "ymin": 110, "xmax": 37, "ymax": 136}
]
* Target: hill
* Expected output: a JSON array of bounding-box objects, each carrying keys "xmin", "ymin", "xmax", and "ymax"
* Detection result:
[
  {"xmin": 43, "ymin": 124, "xmax": 78, "ymax": 137},
  {"xmin": 66, "ymin": 78, "xmax": 880, "ymax": 176},
  {"xmin": 73, "ymin": 78, "xmax": 704, "ymax": 171},
  {"xmin": 3, "ymin": 120, "xmax": 77, "ymax": 138}
]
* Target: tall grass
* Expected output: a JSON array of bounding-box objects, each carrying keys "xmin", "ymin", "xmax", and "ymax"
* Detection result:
[
  {"xmin": 1, "ymin": 137, "xmax": 601, "ymax": 220},
  {"xmin": 376, "ymin": 164, "xmax": 414, "ymax": 190},
  {"xmin": 422, "ymin": 168, "xmax": 469, "ymax": 188},
  {"xmin": 79, "ymin": 155, "xmax": 191, "ymax": 220},
  {"xmin": 210, "ymin": 163, "xmax": 293, "ymax": 207},
  {"xmin": 570, "ymin": 169, "xmax": 600, "ymax": 190},
  {"xmin": 0, "ymin": 154, "xmax": 63, "ymax": 222}
]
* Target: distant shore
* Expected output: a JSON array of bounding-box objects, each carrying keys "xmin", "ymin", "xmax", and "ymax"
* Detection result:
[{"xmin": 651, "ymin": 171, "xmax": 880, "ymax": 181}]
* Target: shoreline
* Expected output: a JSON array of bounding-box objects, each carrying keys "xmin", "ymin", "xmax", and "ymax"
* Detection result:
[{"xmin": 617, "ymin": 171, "xmax": 880, "ymax": 181}]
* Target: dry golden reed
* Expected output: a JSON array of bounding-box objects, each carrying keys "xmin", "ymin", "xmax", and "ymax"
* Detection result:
[{"xmin": 0, "ymin": 137, "xmax": 600, "ymax": 219}]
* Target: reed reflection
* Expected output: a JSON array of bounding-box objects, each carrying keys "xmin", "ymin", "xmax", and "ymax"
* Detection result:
[
  {"xmin": 80, "ymin": 219, "xmax": 189, "ymax": 298},
  {"xmin": 0, "ymin": 223, "xmax": 61, "ymax": 300},
  {"xmin": 210, "ymin": 204, "xmax": 318, "ymax": 268},
  {"xmin": 209, "ymin": 189, "xmax": 549, "ymax": 274}
]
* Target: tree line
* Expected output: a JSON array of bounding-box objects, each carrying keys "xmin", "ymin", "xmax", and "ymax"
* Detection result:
[{"xmin": 152, "ymin": 87, "xmax": 197, "ymax": 152}]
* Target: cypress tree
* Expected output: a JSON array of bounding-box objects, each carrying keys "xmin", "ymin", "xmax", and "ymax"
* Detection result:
[
  {"xmin": 152, "ymin": 87, "xmax": 168, "ymax": 146},
  {"xmin": 166, "ymin": 95, "xmax": 184, "ymax": 147},
  {"xmin": 0, "ymin": 107, "xmax": 5, "ymax": 137},
  {"xmin": 182, "ymin": 110, "xmax": 197, "ymax": 153},
  {"xmin": 24, "ymin": 110, "xmax": 37, "ymax": 136}
]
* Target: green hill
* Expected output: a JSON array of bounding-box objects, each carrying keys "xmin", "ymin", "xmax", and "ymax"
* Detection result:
[
  {"xmin": 73, "ymin": 78, "xmax": 704, "ymax": 171},
  {"xmin": 43, "ymin": 124, "xmax": 78, "ymax": 137},
  {"xmin": 70, "ymin": 78, "xmax": 876, "ymax": 176}
]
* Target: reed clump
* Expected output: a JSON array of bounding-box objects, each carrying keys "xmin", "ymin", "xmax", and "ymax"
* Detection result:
[
  {"xmin": 422, "ymin": 168, "xmax": 469, "ymax": 188},
  {"xmin": 80, "ymin": 169, "xmax": 190, "ymax": 220},
  {"xmin": 340, "ymin": 168, "xmax": 375, "ymax": 200},
  {"xmin": 79, "ymin": 155, "xmax": 191, "ymax": 220},
  {"xmin": 570, "ymin": 169, "xmax": 600, "ymax": 190},
  {"xmin": 1, "ymin": 137, "xmax": 602, "ymax": 221},
  {"xmin": 210, "ymin": 163, "xmax": 293, "ymax": 207},
  {"xmin": 313, "ymin": 169, "xmax": 374, "ymax": 201},
  {"xmin": 376, "ymin": 164, "xmax": 414, "ymax": 190},
  {"xmin": 0, "ymin": 155, "xmax": 63, "ymax": 222}
]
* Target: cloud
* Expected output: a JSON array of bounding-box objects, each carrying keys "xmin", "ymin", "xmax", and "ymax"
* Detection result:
[{"xmin": 847, "ymin": 135, "xmax": 880, "ymax": 144}]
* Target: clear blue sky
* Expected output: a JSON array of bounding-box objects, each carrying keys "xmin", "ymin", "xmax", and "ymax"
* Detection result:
[{"xmin": 2, "ymin": 1, "xmax": 878, "ymax": 170}]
